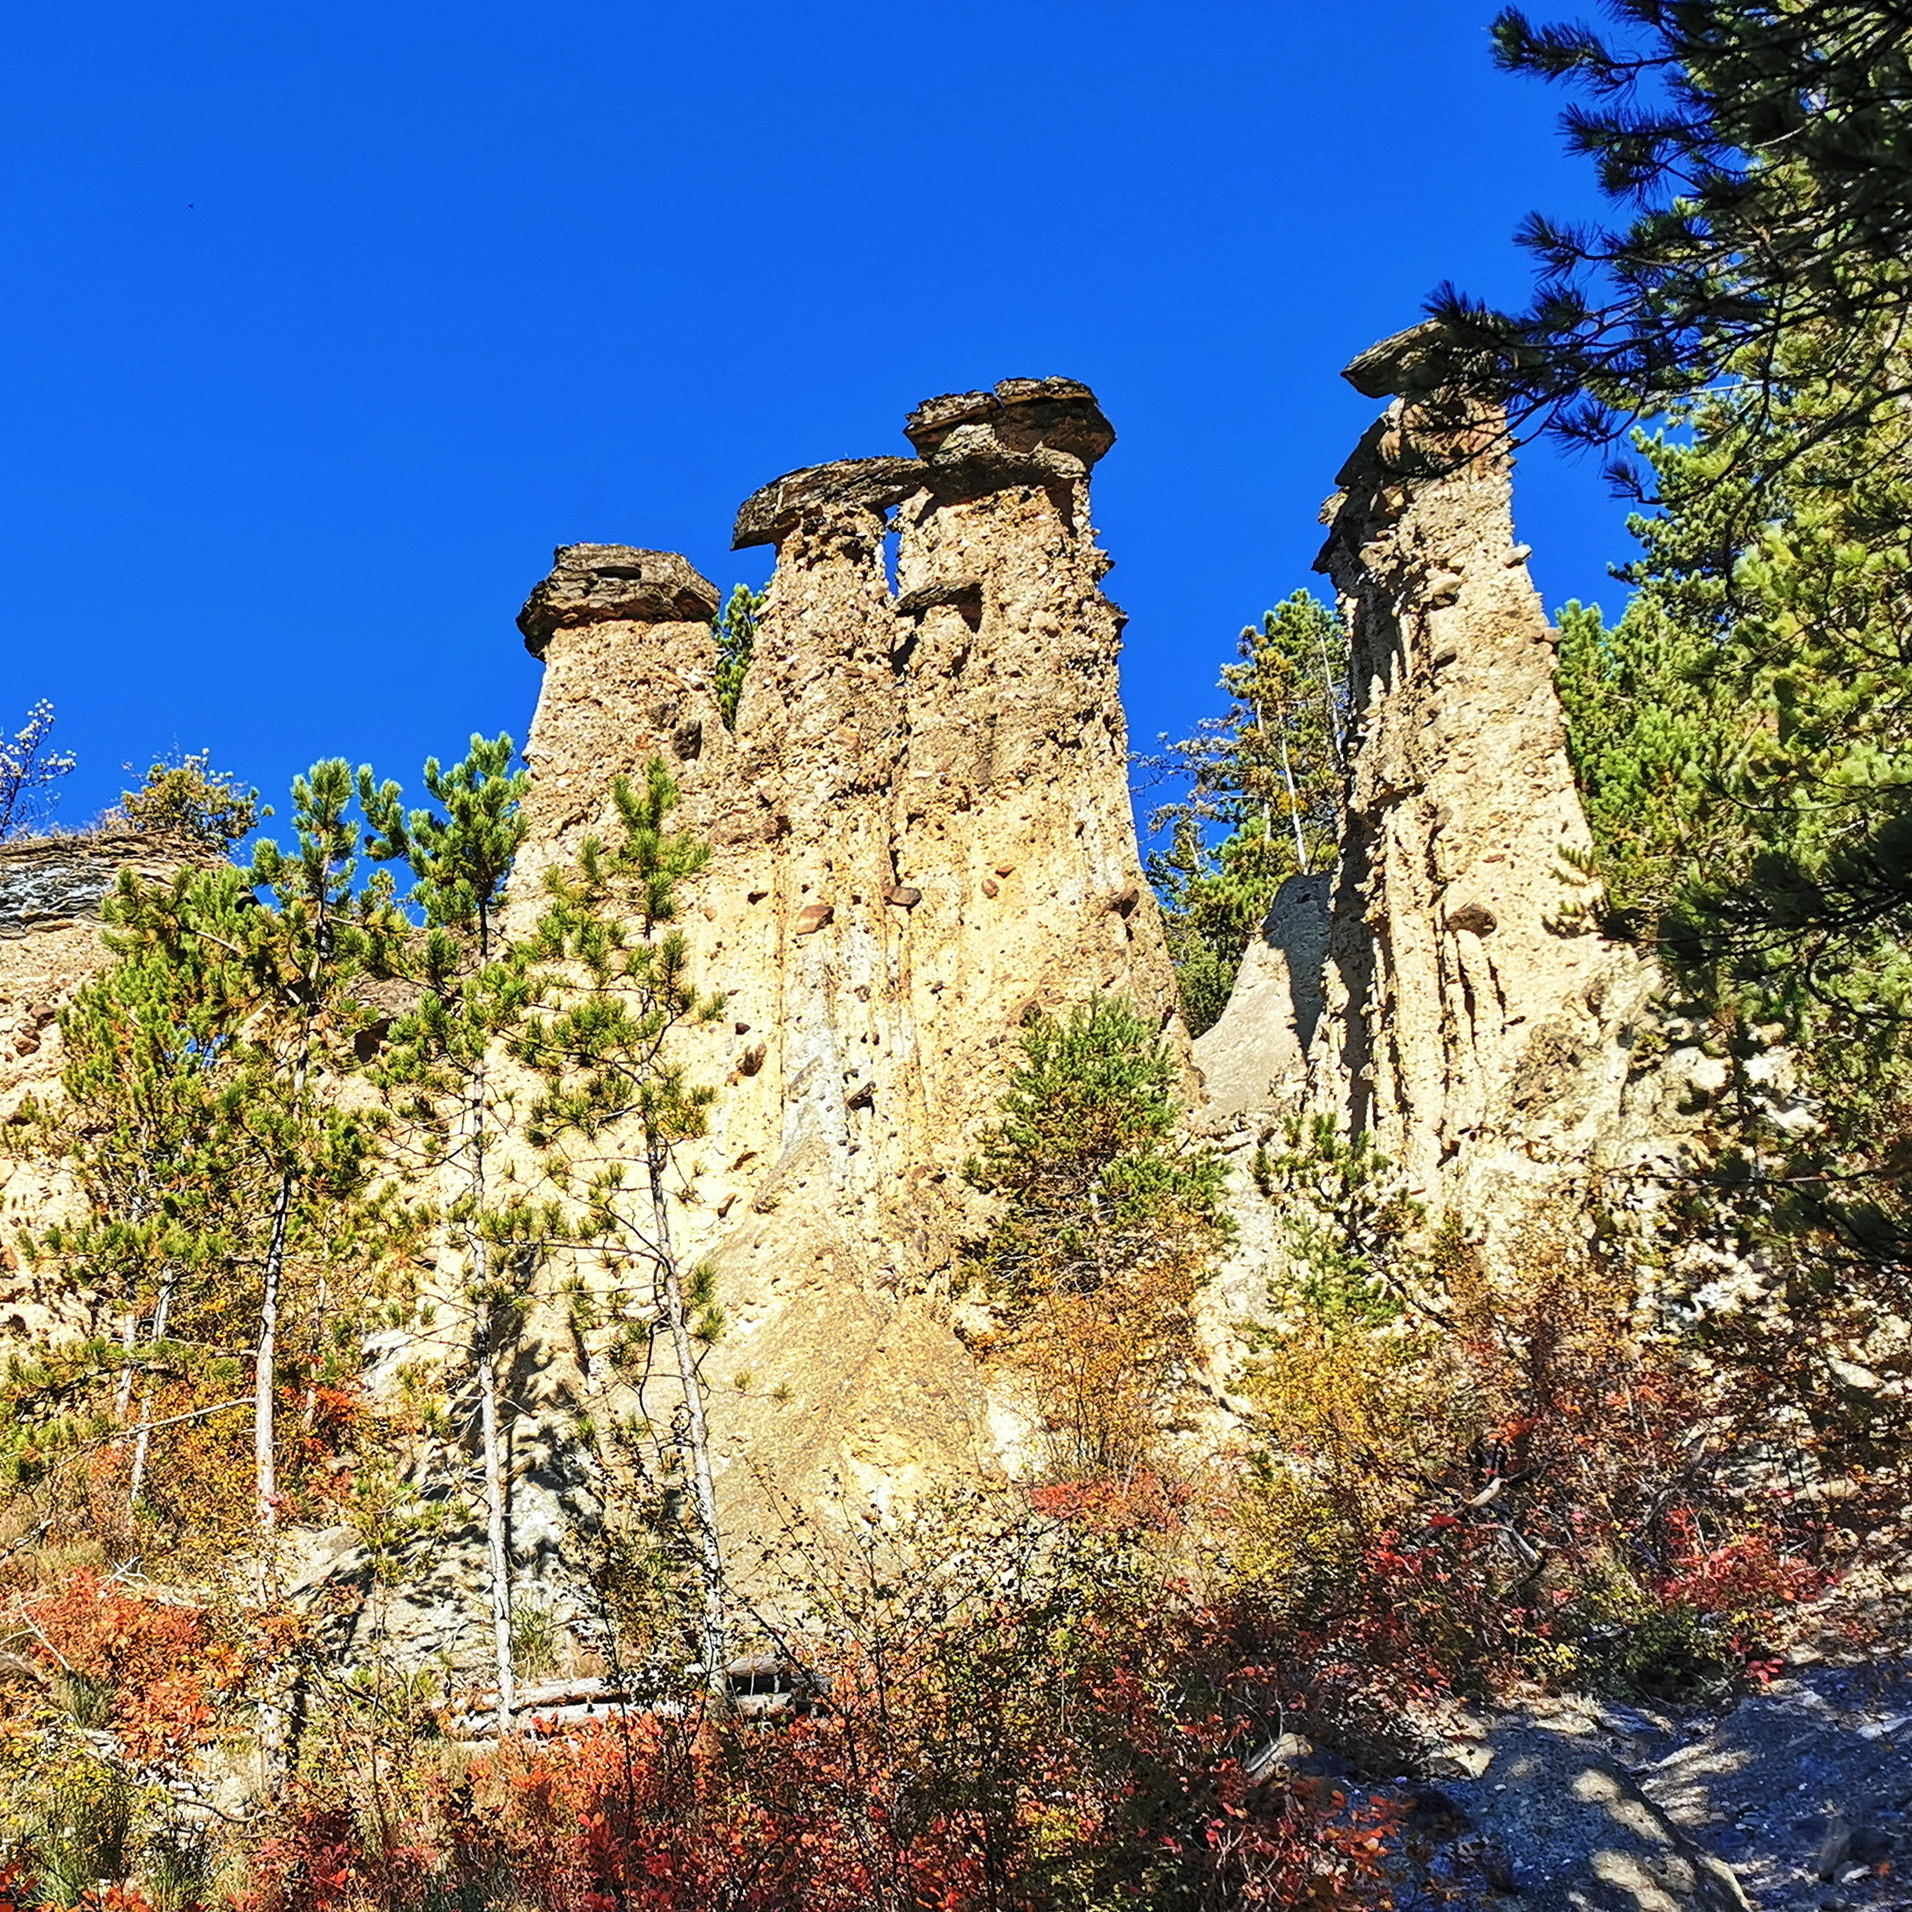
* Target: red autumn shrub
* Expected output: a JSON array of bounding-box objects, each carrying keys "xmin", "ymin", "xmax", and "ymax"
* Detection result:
[
  {"xmin": 1243, "ymin": 1214, "xmax": 1832, "ymax": 1701},
  {"xmin": 21, "ymin": 1571, "xmax": 236, "ymax": 1759},
  {"xmin": 1656, "ymin": 1513, "xmax": 1828, "ymax": 1617},
  {"xmin": 241, "ymin": 1576, "xmax": 1400, "ymax": 1912}
]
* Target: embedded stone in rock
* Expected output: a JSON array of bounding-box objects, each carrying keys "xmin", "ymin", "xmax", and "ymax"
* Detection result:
[
  {"xmin": 904, "ymin": 376, "xmax": 1115, "ymax": 497},
  {"xmin": 791, "ymin": 902, "xmax": 834, "ymax": 936},
  {"xmin": 732, "ymin": 457, "xmax": 925, "ymax": 551},
  {"xmin": 895, "ymin": 578, "xmax": 984, "ymax": 623},
  {"xmin": 517, "ymin": 545, "xmax": 720, "ymax": 656}
]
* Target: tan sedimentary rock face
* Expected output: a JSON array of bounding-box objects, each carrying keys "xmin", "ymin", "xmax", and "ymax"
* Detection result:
[
  {"xmin": 1194, "ymin": 323, "xmax": 1687, "ymax": 1246},
  {"xmin": 1311, "ymin": 339, "xmax": 1623, "ymax": 1211},
  {"xmin": 506, "ymin": 379, "xmax": 1180, "ymax": 1526},
  {"xmin": 0, "ymin": 834, "xmax": 194, "ymax": 1342}
]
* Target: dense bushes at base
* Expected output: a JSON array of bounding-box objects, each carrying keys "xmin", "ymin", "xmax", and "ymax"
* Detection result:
[
  {"xmin": 1, "ymin": 1522, "xmax": 1403, "ymax": 1912},
  {"xmin": 1235, "ymin": 1193, "xmax": 1835, "ymax": 1710}
]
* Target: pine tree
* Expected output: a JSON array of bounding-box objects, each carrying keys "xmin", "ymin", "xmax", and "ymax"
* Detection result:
[
  {"xmin": 1145, "ymin": 591, "xmax": 1347, "ymax": 1033},
  {"xmin": 712, "ymin": 584, "xmax": 763, "ymax": 731},
  {"xmin": 360, "ymin": 733, "xmax": 541, "ymax": 1726},
  {"xmin": 1434, "ymin": 0, "xmax": 1912, "ymax": 473},
  {"xmin": 1554, "ymin": 325, "xmax": 1912, "ymax": 1494},
  {"xmin": 510, "ymin": 759, "xmax": 733, "ymax": 1696},
  {"xmin": 116, "ymin": 750, "xmax": 260, "ymax": 852},
  {"xmin": 1553, "ymin": 593, "xmax": 1724, "ymax": 932},
  {"xmin": 111, "ymin": 762, "xmax": 392, "ymax": 1543},
  {"xmin": 965, "ymin": 999, "xmax": 1229, "ymax": 1482},
  {"xmin": 13, "ymin": 946, "xmax": 260, "ymax": 1524}
]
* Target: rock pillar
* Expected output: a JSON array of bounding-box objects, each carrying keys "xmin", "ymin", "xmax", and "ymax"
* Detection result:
[
  {"xmin": 1309, "ymin": 323, "xmax": 1628, "ymax": 1214},
  {"xmin": 496, "ymin": 378, "xmax": 1185, "ymax": 1523},
  {"xmin": 890, "ymin": 378, "xmax": 1180, "ymax": 1163},
  {"xmin": 723, "ymin": 458, "xmax": 926, "ymax": 1253},
  {"xmin": 513, "ymin": 543, "xmax": 725, "ymax": 903},
  {"xmin": 1193, "ymin": 323, "xmax": 1667, "ymax": 1236}
]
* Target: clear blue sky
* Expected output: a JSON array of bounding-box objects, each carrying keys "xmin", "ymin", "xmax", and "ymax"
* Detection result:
[{"xmin": 0, "ymin": 0, "xmax": 1628, "ymax": 833}]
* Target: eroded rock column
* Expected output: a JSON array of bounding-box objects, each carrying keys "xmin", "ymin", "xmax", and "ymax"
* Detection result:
[
  {"xmin": 497, "ymin": 381, "xmax": 1185, "ymax": 1523},
  {"xmin": 513, "ymin": 544, "xmax": 726, "ymax": 903},
  {"xmin": 1308, "ymin": 322, "xmax": 1651, "ymax": 1221},
  {"xmin": 718, "ymin": 456, "xmax": 929, "ymax": 1258},
  {"xmin": 891, "ymin": 378, "xmax": 1181, "ymax": 1173}
]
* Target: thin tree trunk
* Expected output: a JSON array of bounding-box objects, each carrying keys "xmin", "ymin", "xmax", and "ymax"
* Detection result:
[
  {"xmin": 1316, "ymin": 621, "xmax": 1347, "ymax": 772},
  {"xmin": 466, "ymin": 1028, "xmax": 518, "ymax": 1733},
  {"xmin": 127, "ymin": 1266, "xmax": 178, "ymax": 1511},
  {"xmin": 474, "ymin": 1280, "xmax": 517, "ymax": 1731},
  {"xmin": 252, "ymin": 1165, "xmax": 295, "ymax": 1791},
  {"xmin": 113, "ymin": 1314, "xmax": 138, "ymax": 1424},
  {"xmin": 648, "ymin": 1147, "xmax": 729, "ymax": 1704},
  {"xmin": 256, "ymin": 1166, "xmax": 294, "ymax": 1534},
  {"xmin": 1277, "ymin": 733, "xmax": 1310, "ymax": 872},
  {"xmin": 112, "ymin": 1186, "xmax": 155, "ymax": 1428}
]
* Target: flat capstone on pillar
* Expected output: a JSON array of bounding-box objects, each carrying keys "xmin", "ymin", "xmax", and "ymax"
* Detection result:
[
  {"xmin": 517, "ymin": 545, "xmax": 720, "ymax": 658},
  {"xmin": 903, "ymin": 376, "xmax": 1115, "ymax": 498}
]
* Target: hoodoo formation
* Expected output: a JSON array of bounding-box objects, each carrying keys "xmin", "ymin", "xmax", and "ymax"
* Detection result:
[
  {"xmin": 0, "ymin": 342, "xmax": 1695, "ymax": 1592},
  {"xmin": 4, "ymin": 0, "xmax": 1901, "ymax": 1884},
  {"xmin": 1, "ymin": 339, "xmax": 1861, "ymax": 1909},
  {"xmin": 1194, "ymin": 324, "xmax": 1696, "ymax": 1238},
  {"xmin": 485, "ymin": 377, "xmax": 1182, "ymax": 1523}
]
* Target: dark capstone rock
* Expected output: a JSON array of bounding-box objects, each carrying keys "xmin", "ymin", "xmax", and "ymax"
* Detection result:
[
  {"xmin": 1342, "ymin": 319, "xmax": 1485, "ymax": 399},
  {"xmin": 517, "ymin": 546, "xmax": 720, "ymax": 656},
  {"xmin": 731, "ymin": 457, "xmax": 925, "ymax": 551},
  {"xmin": 905, "ymin": 377, "xmax": 1115, "ymax": 499},
  {"xmin": 1342, "ymin": 318, "xmax": 1522, "ymax": 403}
]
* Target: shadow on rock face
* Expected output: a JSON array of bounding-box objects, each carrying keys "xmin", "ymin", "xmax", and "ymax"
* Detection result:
[
  {"xmin": 1393, "ymin": 1667, "xmax": 1912, "ymax": 1912},
  {"xmin": 1421, "ymin": 1712, "xmax": 1749, "ymax": 1912},
  {"xmin": 1191, "ymin": 872, "xmax": 1331, "ymax": 1122}
]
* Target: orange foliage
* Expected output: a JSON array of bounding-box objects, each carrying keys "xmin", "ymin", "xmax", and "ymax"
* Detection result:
[
  {"xmin": 1243, "ymin": 1218, "xmax": 1829, "ymax": 1696},
  {"xmin": 240, "ymin": 1595, "xmax": 1401, "ymax": 1912},
  {"xmin": 23, "ymin": 1571, "xmax": 237, "ymax": 1759}
]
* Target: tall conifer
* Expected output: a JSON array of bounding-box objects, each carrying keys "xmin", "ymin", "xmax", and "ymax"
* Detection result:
[
  {"xmin": 361, "ymin": 734, "xmax": 541, "ymax": 1726},
  {"xmin": 511, "ymin": 759, "xmax": 733, "ymax": 1698},
  {"xmin": 112, "ymin": 763, "xmax": 391, "ymax": 1544}
]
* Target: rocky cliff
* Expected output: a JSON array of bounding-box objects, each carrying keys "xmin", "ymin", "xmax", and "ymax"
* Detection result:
[
  {"xmin": 0, "ymin": 349, "xmax": 1724, "ymax": 1585},
  {"xmin": 0, "ymin": 832, "xmax": 193, "ymax": 1339},
  {"xmin": 1193, "ymin": 324, "xmax": 1708, "ymax": 1249},
  {"xmin": 505, "ymin": 377, "xmax": 1178, "ymax": 1522}
]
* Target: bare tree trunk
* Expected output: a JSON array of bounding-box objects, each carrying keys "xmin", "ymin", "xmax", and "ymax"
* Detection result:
[
  {"xmin": 648, "ymin": 1148, "xmax": 729, "ymax": 1704},
  {"xmin": 256, "ymin": 1166, "xmax": 293, "ymax": 1535},
  {"xmin": 1315, "ymin": 622, "xmax": 1347, "ymax": 772},
  {"xmin": 113, "ymin": 1314, "xmax": 138, "ymax": 1423},
  {"xmin": 465, "ymin": 1027, "xmax": 518, "ymax": 1733},
  {"xmin": 127, "ymin": 1266, "xmax": 178, "ymax": 1511},
  {"xmin": 474, "ymin": 1278, "xmax": 517, "ymax": 1731},
  {"xmin": 250, "ymin": 1165, "xmax": 296, "ymax": 1792},
  {"xmin": 1278, "ymin": 733, "xmax": 1310, "ymax": 872},
  {"xmin": 112, "ymin": 1184, "xmax": 151, "ymax": 1427}
]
